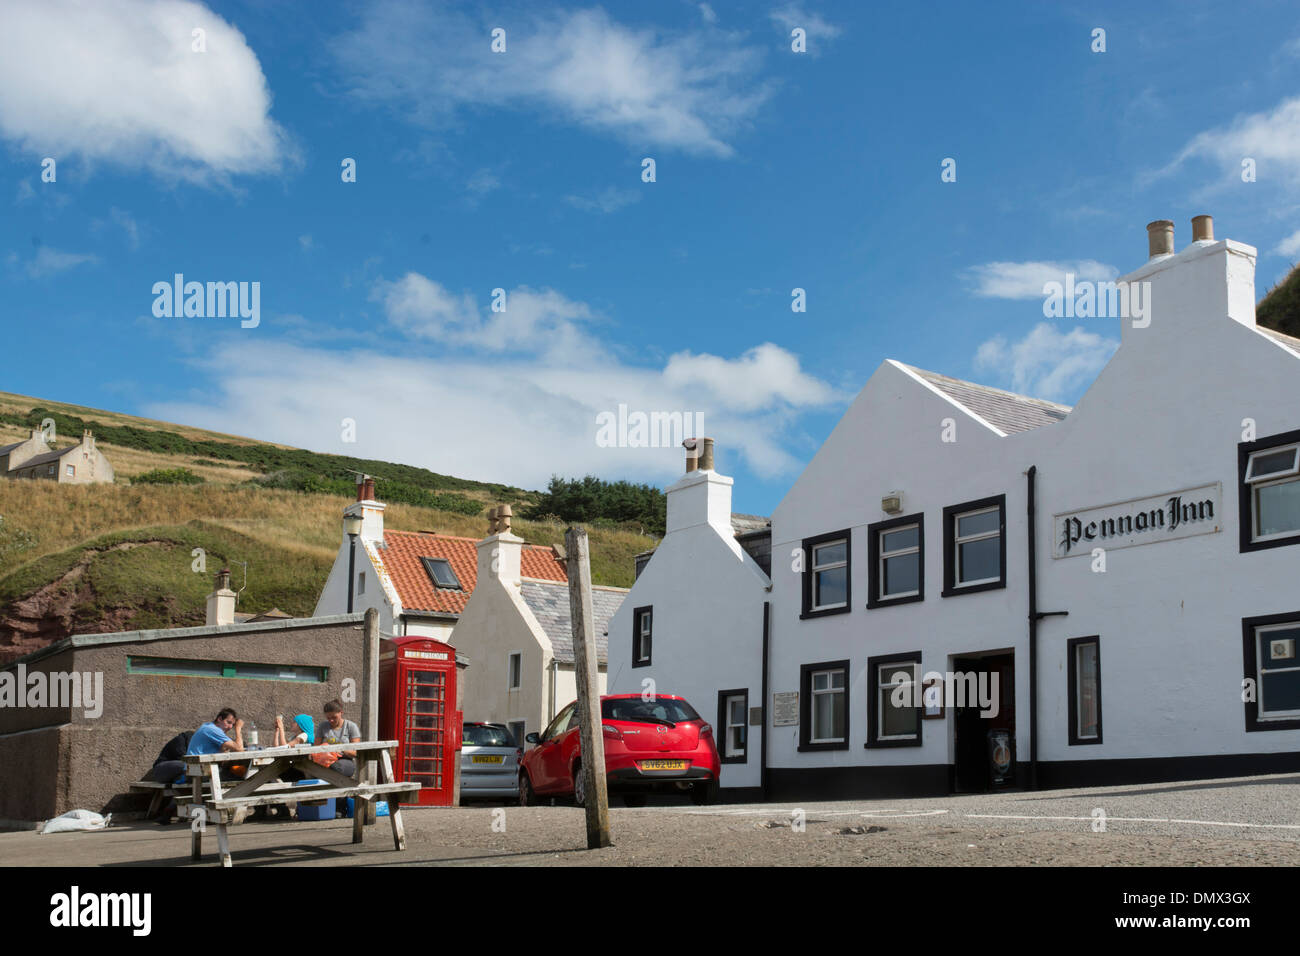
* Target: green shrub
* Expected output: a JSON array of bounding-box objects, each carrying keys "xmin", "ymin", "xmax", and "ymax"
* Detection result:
[{"xmin": 132, "ymin": 468, "xmax": 204, "ymax": 485}]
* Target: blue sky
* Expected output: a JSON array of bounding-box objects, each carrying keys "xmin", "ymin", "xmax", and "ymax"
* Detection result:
[{"xmin": 3, "ymin": 0, "xmax": 1300, "ymax": 516}]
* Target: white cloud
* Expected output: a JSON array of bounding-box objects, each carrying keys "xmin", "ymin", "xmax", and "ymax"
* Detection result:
[
  {"xmin": 148, "ymin": 336, "xmax": 838, "ymax": 487},
  {"xmin": 299, "ymin": 234, "xmax": 314, "ymax": 251},
  {"xmin": 0, "ymin": 0, "xmax": 292, "ymax": 183},
  {"xmin": 965, "ymin": 260, "xmax": 1119, "ymax": 300},
  {"xmin": 371, "ymin": 273, "xmax": 603, "ymax": 361},
  {"xmin": 23, "ymin": 246, "xmax": 98, "ymax": 278},
  {"xmin": 769, "ymin": 4, "xmax": 842, "ymax": 46},
  {"xmin": 1165, "ymin": 96, "xmax": 1300, "ymax": 190},
  {"xmin": 332, "ymin": 1, "xmax": 772, "ymax": 157},
  {"xmin": 15, "ymin": 180, "xmax": 35, "ymax": 204},
  {"xmin": 663, "ymin": 342, "xmax": 839, "ymax": 412},
  {"xmin": 1276, "ymin": 229, "xmax": 1300, "ymax": 259},
  {"xmin": 564, "ymin": 186, "xmax": 642, "ymax": 214},
  {"xmin": 466, "ymin": 168, "xmax": 502, "ymax": 196},
  {"xmin": 699, "ymin": 3, "xmax": 718, "ymax": 24},
  {"xmin": 974, "ymin": 323, "xmax": 1117, "ymax": 402}
]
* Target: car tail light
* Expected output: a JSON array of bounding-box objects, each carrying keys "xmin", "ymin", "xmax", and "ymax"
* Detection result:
[
  {"xmin": 602, "ymin": 723, "xmax": 623, "ymax": 740},
  {"xmin": 699, "ymin": 722, "xmax": 713, "ymax": 737}
]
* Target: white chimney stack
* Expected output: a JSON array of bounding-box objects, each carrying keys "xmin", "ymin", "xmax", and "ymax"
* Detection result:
[{"xmin": 206, "ymin": 568, "xmax": 237, "ymax": 626}]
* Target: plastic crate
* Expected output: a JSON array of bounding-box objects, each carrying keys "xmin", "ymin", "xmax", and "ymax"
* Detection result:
[
  {"xmin": 344, "ymin": 797, "xmax": 389, "ymax": 818},
  {"xmin": 293, "ymin": 779, "xmax": 335, "ymax": 821}
]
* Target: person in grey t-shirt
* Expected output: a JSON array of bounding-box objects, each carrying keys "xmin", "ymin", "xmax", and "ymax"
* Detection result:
[{"xmin": 317, "ymin": 699, "xmax": 362, "ymax": 778}]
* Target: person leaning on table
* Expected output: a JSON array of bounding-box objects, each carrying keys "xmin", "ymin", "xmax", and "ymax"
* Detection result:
[{"xmin": 316, "ymin": 699, "xmax": 362, "ymax": 778}]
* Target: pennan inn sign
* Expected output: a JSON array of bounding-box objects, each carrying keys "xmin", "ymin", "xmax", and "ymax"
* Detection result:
[{"xmin": 1053, "ymin": 483, "xmax": 1222, "ymax": 558}]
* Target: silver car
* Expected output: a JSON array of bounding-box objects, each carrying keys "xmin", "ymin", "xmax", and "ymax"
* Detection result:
[{"xmin": 460, "ymin": 722, "xmax": 521, "ymax": 801}]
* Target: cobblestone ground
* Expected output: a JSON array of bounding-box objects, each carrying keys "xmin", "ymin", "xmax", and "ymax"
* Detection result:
[{"xmin": 5, "ymin": 773, "xmax": 1298, "ymax": 866}]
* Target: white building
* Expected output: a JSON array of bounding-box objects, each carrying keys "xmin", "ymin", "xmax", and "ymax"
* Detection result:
[
  {"xmin": 621, "ymin": 217, "xmax": 1300, "ymax": 800},
  {"xmin": 454, "ymin": 510, "xmax": 626, "ymax": 745},
  {"xmin": 314, "ymin": 478, "xmax": 569, "ymax": 641},
  {"xmin": 607, "ymin": 439, "xmax": 773, "ymax": 797}
]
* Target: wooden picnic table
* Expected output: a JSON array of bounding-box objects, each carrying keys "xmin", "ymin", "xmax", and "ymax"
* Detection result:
[{"xmin": 182, "ymin": 740, "xmax": 419, "ymax": 867}]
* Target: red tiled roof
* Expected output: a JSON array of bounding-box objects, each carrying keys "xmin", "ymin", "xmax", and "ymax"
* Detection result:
[{"xmin": 379, "ymin": 531, "xmax": 567, "ymax": 615}]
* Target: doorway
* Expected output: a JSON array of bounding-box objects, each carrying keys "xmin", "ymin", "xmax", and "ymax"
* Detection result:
[{"xmin": 951, "ymin": 651, "xmax": 1016, "ymax": 793}]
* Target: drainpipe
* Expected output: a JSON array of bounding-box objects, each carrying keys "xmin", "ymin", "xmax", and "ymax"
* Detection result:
[
  {"xmin": 1027, "ymin": 465, "xmax": 1068, "ymax": 792},
  {"xmin": 760, "ymin": 600, "xmax": 770, "ymax": 800}
]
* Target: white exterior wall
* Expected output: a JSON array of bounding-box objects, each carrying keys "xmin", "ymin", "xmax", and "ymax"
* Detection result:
[
  {"xmin": 313, "ymin": 535, "xmax": 400, "ymax": 634},
  {"xmin": 608, "ymin": 469, "xmax": 770, "ymax": 791},
  {"xmin": 768, "ymin": 236, "xmax": 1300, "ymax": 786},
  {"xmin": 552, "ymin": 663, "xmax": 608, "ymax": 721}
]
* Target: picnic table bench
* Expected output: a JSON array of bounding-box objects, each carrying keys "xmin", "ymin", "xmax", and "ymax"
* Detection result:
[
  {"xmin": 130, "ymin": 778, "xmax": 218, "ymax": 818},
  {"xmin": 182, "ymin": 740, "xmax": 419, "ymax": 867}
]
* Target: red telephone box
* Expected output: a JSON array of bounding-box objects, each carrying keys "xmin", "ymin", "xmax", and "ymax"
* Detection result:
[{"xmin": 379, "ymin": 635, "xmax": 459, "ymax": 806}]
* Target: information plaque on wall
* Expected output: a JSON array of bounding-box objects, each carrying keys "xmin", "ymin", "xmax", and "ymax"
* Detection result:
[{"xmin": 773, "ymin": 691, "xmax": 799, "ymax": 726}]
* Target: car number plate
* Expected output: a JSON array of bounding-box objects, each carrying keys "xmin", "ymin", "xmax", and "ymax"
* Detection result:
[
  {"xmin": 639, "ymin": 760, "xmax": 688, "ymax": 771},
  {"xmin": 472, "ymin": 755, "xmax": 504, "ymax": 764}
]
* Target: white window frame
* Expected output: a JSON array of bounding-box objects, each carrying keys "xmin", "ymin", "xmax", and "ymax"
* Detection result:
[
  {"xmin": 507, "ymin": 651, "xmax": 522, "ymax": 690},
  {"xmin": 65, "ymin": 464, "xmax": 74, "ymax": 477},
  {"xmin": 1245, "ymin": 443, "xmax": 1300, "ymax": 543},
  {"xmin": 637, "ymin": 610, "xmax": 652, "ymax": 663},
  {"xmin": 876, "ymin": 661, "xmax": 919, "ymax": 742},
  {"xmin": 1256, "ymin": 622, "xmax": 1300, "ymax": 720},
  {"xmin": 811, "ymin": 539, "xmax": 848, "ymax": 611},
  {"xmin": 810, "ymin": 668, "xmax": 846, "ymax": 743},
  {"xmin": 953, "ymin": 506, "xmax": 1001, "ymax": 587},
  {"xmin": 724, "ymin": 693, "xmax": 747, "ymax": 758},
  {"xmin": 878, "ymin": 523, "xmax": 920, "ymax": 600},
  {"xmin": 1074, "ymin": 641, "xmax": 1100, "ymax": 740},
  {"xmin": 357, "ymin": 571, "xmax": 365, "ymax": 595}
]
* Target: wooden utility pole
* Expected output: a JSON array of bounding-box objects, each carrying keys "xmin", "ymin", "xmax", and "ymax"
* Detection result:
[
  {"xmin": 360, "ymin": 607, "xmax": 380, "ymax": 830},
  {"xmin": 565, "ymin": 526, "xmax": 612, "ymax": 849}
]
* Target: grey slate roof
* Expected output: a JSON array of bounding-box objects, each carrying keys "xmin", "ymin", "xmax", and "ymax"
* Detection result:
[
  {"xmin": 0, "ymin": 440, "xmax": 26, "ymax": 456},
  {"xmin": 730, "ymin": 513, "xmax": 770, "ymax": 534},
  {"xmin": 901, "ymin": 364, "xmax": 1071, "ymax": 435},
  {"xmin": 1259, "ymin": 327, "xmax": 1300, "ymax": 353},
  {"xmin": 14, "ymin": 444, "xmax": 79, "ymax": 470},
  {"xmin": 519, "ymin": 579, "xmax": 627, "ymax": 665}
]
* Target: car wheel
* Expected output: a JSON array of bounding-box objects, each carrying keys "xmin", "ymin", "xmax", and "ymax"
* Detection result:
[
  {"xmin": 622, "ymin": 794, "xmax": 647, "ymax": 808},
  {"xmin": 691, "ymin": 780, "xmax": 719, "ymax": 806},
  {"xmin": 518, "ymin": 772, "xmax": 536, "ymax": 807},
  {"xmin": 573, "ymin": 762, "xmax": 586, "ymax": 808}
]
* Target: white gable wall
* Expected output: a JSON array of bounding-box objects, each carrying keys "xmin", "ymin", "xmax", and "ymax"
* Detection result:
[{"xmin": 608, "ymin": 469, "xmax": 770, "ymax": 791}]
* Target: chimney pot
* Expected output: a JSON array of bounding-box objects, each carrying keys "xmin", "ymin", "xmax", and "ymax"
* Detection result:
[
  {"xmin": 497, "ymin": 503, "xmax": 512, "ymax": 534},
  {"xmin": 683, "ymin": 439, "xmax": 700, "ymax": 473},
  {"xmin": 1191, "ymin": 214, "xmax": 1214, "ymax": 242},
  {"xmin": 699, "ymin": 437, "xmax": 715, "ymax": 472},
  {"xmin": 1147, "ymin": 219, "xmax": 1174, "ymax": 258},
  {"xmin": 356, "ymin": 476, "xmax": 376, "ymax": 502},
  {"xmin": 488, "ymin": 506, "xmax": 499, "ymax": 535}
]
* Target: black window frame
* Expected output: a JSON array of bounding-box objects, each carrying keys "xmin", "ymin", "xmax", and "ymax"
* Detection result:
[
  {"xmin": 800, "ymin": 528, "xmax": 852, "ymax": 619},
  {"xmin": 798, "ymin": 659, "xmax": 850, "ymax": 752},
  {"xmin": 420, "ymin": 556, "xmax": 462, "ymax": 590},
  {"xmin": 941, "ymin": 494, "xmax": 1007, "ymax": 597},
  {"xmin": 1238, "ymin": 427, "xmax": 1300, "ymax": 553},
  {"xmin": 716, "ymin": 688, "xmax": 749, "ymax": 764},
  {"xmin": 1066, "ymin": 636, "xmax": 1103, "ymax": 745},
  {"xmin": 867, "ymin": 513, "xmax": 925, "ymax": 609},
  {"xmin": 507, "ymin": 651, "xmax": 522, "ymax": 690},
  {"xmin": 631, "ymin": 605, "xmax": 652, "ymax": 668},
  {"xmin": 866, "ymin": 651, "xmax": 922, "ymax": 748},
  {"xmin": 1242, "ymin": 610, "xmax": 1300, "ymax": 732}
]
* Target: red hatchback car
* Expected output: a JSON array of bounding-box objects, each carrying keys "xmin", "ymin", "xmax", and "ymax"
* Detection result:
[{"xmin": 519, "ymin": 694, "xmax": 722, "ymax": 807}]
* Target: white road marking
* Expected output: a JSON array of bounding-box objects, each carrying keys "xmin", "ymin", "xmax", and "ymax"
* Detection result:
[{"xmin": 964, "ymin": 813, "xmax": 1300, "ymax": 830}]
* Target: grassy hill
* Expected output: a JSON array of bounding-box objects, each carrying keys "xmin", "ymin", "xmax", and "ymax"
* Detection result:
[
  {"xmin": 0, "ymin": 392, "xmax": 659, "ymax": 661},
  {"xmin": 1257, "ymin": 261, "xmax": 1300, "ymax": 338}
]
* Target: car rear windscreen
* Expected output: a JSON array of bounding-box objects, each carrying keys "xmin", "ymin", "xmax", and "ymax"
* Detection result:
[
  {"xmin": 602, "ymin": 698, "xmax": 701, "ymax": 723},
  {"xmin": 463, "ymin": 725, "xmax": 516, "ymax": 747}
]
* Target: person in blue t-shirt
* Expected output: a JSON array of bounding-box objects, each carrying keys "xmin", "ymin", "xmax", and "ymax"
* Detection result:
[{"xmin": 189, "ymin": 708, "xmax": 245, "ymax": 756}]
